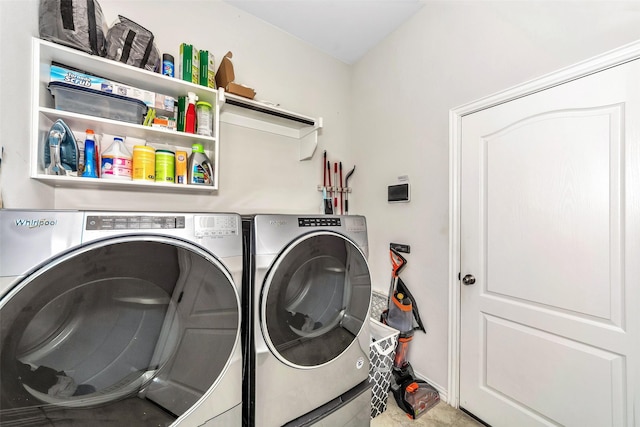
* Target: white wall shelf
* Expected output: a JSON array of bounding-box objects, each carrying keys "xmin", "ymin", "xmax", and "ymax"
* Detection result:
[
  {"xmin": 31, "ymin": 38, "xmax": 220, "ymax": 192},
  {"xmin": 219, "ymin": 91, "xmax": 322, "ymax": 160},
  {"xmin": 32, "ymin": 174, "xmax": 217, "ymax": 193}
]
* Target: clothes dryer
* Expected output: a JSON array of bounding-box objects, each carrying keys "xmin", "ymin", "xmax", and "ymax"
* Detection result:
[
  {"xmin": 242, "ymin": 215, "xmax": 372, "ymax": 427},
  {"xmin": 0, "ymin": 210, "xmax": 243, "ymax": 426}
]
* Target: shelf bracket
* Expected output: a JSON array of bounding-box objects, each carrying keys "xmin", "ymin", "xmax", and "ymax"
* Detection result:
[
  {"xmin": 299, "ymin": 118, "xmax": 322, "ymax": 161},
  {"xmin": 219, "ymin": 89, "xmax": 322, "ymax": 161}
]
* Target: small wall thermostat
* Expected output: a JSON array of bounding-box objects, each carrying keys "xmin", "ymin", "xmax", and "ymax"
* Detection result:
[{"xmin": 388, "ymin": 183, "xmax": 410, "ymax": 203}]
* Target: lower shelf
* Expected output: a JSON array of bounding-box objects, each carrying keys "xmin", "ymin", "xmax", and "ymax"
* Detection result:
[{"xmin": 33, "ymin": 175, "xmax": 218, "ymax": 193}]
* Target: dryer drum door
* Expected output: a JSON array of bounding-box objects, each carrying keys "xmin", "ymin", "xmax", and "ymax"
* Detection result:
[
  {"xmin": 0, "ymin": 236, "xmax": 240, "ymax": 426},
  {"xmin": 262, "ymin": 232, "xmax": 371, "ymax": 367}
]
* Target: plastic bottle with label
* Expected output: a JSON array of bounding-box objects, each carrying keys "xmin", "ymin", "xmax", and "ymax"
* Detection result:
[
  {"xmin": 196, "ymin": 101, "xmax": 213, "ymax": 136},
  {"xmin": 101, "ymin": 137, "xmax": 132, "ymax": 180},
  {"xmin": 184, "ymin": 92, "xmax": 197, "ymax": 134},
  {"xmin": 162, "ymin": 53, "xmax": 174, "ymax": 77},
  {"xmin": 81, "ymin": 129, "xmax": 98, "ymax": 178},
  {"xmin": 187, "ymin": 143, "xmax": 214, "ymax": 186}
]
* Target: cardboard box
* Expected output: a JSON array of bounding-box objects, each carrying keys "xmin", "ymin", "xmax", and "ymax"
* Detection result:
[
  {"xmin": 175, "ymin": 150, "xmax": 188, "ymax": 184},
  {"xmin": 215, "ymin": 51, "xmax": 256, "ymax": 99},
  {"xmin": 112, "ymin": 83, "xmax": 155, "ymax": 107},
  {"xmin": 199, "ymin": 50, "xmax": 216, "ymax": 89},
  {"xmin": 179, "ymin": 43, "xmax": 199, "ymax": 84},
  {"xmin": 50, "ymin": 64, "xmax": 167, "ymax": 109},
  {"xmin": 50, "ymin": 64, "xmax": 114, "ymax": 92},
  {"xmin": 226, "ymin": 82, "xmax": 256, "ymax": 99},
  {"xmin": 154, "ymin": 93, "xmax": 176, "ymax": 112}
]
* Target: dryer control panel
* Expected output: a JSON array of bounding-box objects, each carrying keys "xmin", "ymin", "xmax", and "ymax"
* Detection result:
[{"xmin": 298, "ymin": 217, "xmax": 341, "ymax": 227}]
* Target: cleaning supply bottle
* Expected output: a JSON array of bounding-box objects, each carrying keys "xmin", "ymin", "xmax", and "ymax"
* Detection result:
[
  {"xmin": 81, "ymin": 129, "xmax": 98, "ymax": 178},
  {"xmin": 101, "ymin": 137, "xmax": 132, "ymax": 180},
  {"xmin": 184, "ymin": 92, "xmax": 197, "ymax": 134},
  {"xmin": 188, "ymin": 143, "xmax": 214, "ymax": 186}
]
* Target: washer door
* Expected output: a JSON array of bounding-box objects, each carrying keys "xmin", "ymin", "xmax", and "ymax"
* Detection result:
[
  {"xmin": 261, "ymin": 232, "xmax": 371, "ymax": 368},
  {"xmin": 0, "ymin": 236, "xmax": 240, "ymax": 425}
]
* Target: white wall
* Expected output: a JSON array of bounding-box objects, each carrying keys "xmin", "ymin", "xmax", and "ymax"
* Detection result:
[
  {"xmin": 352, "ymin": 0, "xmax": 640, "ymax": 395},
  {"xmin": 0, "ymin": 0, "xmax": 351, "ymax": 213}
]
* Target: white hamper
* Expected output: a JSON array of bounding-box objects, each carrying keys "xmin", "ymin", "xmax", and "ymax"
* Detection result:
[{"xmin": 369, "ymin": 318, "xmax": 399, "ymax": 419}]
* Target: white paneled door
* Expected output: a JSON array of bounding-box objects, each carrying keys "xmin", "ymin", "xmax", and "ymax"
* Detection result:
[{"xmin": 459, "ymin": 57, "xmax": 640, "ymax": 426}]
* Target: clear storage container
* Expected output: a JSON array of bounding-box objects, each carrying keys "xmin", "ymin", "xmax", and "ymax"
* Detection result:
[{"xmin": 48, "ymin": 81, "xmax": 147, "ymax": 124}]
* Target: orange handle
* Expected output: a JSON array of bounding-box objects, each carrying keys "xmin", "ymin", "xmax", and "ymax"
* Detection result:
[{"xmin": 390, "ymin": 249, "xmax": 407, "ymax": 278}]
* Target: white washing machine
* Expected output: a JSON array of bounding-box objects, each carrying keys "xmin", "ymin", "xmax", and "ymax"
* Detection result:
[
  {"xmin": 0, "ymin": 210, "xmax": 243, "ymax": 426},
  {"xmin": 242, "ymin": 214, "xmax": 372, "ymax": 427}
]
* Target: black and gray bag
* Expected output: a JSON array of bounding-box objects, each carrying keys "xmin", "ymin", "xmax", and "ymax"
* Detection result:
[
  {"xmin": 105, "ymin": 15, "xmax": 161, "ymax": 72},
  {"xmin": 39, "ymin": 0, "xmax": 108, "ymax": 56}
]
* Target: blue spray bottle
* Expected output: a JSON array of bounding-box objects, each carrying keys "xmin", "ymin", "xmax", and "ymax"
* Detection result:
[{"xmin": 82, "ymin": 129, "xmax": 98, "ymax": 178}]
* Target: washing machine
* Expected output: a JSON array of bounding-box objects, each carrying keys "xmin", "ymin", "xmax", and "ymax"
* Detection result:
[
  {"xmin": 0, "ymin": 210, "xmax": 243, "ymax": 426},
  {"xmin": 242, "ymin": 214, "xmax": 372, "ymax": 427}
]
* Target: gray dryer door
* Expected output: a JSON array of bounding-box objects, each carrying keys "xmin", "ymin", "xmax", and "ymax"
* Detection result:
[
  {"xmin": 261, "ymin": 232, "xmax": 371, "ymax": 367},
  {"xmin": 0, "ymin": 236, "xmax": 240, "ymax": 426}
]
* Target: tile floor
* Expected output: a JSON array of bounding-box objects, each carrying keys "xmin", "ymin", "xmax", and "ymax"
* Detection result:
[{"xmin": 371, "ymin": 393, "xmax": 483, "ymax": 427}]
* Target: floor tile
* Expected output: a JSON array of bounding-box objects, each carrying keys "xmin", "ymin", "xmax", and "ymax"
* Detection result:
[{"xmin": 371, "ymin": 393, "xmax": 483, "ymax": 427}]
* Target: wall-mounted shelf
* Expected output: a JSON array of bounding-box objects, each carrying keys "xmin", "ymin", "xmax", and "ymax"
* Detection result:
[
  {"xmin": 31, "ymin": 38, "xmax": 220, "ymax": 193},
  {"xmin": 219, "ymin": 91, "xmax": 322, "ymax": 160},
  {"xmin": 33, "ymin": 174, "xmax": 217, "ymax": 193}
]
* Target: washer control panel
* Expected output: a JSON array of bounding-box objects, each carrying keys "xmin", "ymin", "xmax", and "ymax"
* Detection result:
[
  {"xmin": 86, "ymin": 215, "xmax": 186, "ymax": 230},
  {"xmin": 194, "ymin": 215, "xmax": 238, "ymax": 237}
]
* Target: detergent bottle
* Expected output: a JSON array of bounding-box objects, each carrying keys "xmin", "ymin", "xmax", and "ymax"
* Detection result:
[
  {"xmin": 188, "ymin": 143, "xmax": 214, "ymax": 186},
  {"xmin": 101, "ymin": 137, "xmax": 132, "ymax": 180}
]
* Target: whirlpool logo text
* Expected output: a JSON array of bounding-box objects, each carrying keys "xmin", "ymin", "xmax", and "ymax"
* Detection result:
[{"xmin": 14, "ymin": 219, "xmax": 58, "ymax": 229}]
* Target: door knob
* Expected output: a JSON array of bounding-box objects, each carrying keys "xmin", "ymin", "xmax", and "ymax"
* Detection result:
[{"xmin": 462, "ymin": 274, "xmax": 476, "ymax": 285}]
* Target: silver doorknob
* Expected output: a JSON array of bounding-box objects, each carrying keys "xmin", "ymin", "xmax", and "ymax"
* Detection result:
[{"xmin": 462, "ymin": 274, "xmax": 476, "ymax": 285}]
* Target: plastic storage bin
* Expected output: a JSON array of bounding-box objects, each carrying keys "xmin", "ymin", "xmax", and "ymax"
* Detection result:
[
  {"xmin": 48, "ymin": 81, "xmax": 147, "ymax": 124},
  {"xmin": 369, "ymin": 318, "xmax": 399, "ymax": 419}
]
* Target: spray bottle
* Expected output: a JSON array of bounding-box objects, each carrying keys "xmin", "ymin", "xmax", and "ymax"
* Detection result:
[
  {"xmin": 184, "ymin": 92, "xmax": 197, "ymax": 134},
  {"xmin": 81, "ymin": 129, "xmax": 98, "ymax": 178}
]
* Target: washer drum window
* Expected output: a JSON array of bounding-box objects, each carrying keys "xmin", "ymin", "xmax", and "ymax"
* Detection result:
[{"xmin": 0, "ymin": 237, "xmax": 239, "ymax": 425}]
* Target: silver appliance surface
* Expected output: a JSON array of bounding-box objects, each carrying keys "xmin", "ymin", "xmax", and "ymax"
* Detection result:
[
  {"xmin": 313, "ymin": 386, "xmax": 371, "ymax": 427},
  {"xmin": 245, "ymin": 214, "xmax": 372, "ymax": 427},
  {"xmin": 0, "ymin": 210, "xmax": 242, "ymax": 427}
]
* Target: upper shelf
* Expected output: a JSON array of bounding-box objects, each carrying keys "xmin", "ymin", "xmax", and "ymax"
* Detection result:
[
  {"xmin": 36, "ymin": 38, "xmax": 218, "ymax": 102},
  {"xmin": 219, "ymin": 91, "xmax": 322, "ymax": 160}
]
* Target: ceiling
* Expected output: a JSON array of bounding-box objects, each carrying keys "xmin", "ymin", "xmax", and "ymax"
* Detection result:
[{"xmin": 223, "ymin": 0, "xmax": 425, "ymax": 64}]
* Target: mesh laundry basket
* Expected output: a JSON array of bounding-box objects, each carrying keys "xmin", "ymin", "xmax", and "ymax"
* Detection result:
[
  {"xmin": 369, "ymin": 318, "xmax": 399, "ymax": 419},
  {"xmin": 370, "ymin": 291, "xmax": 388, "ymax": 321}
]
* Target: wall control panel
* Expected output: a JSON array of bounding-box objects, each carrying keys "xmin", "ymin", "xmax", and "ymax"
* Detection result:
[{"xmin": 388, "ymin": 183, "xmax": 410, "ymax": 203}]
